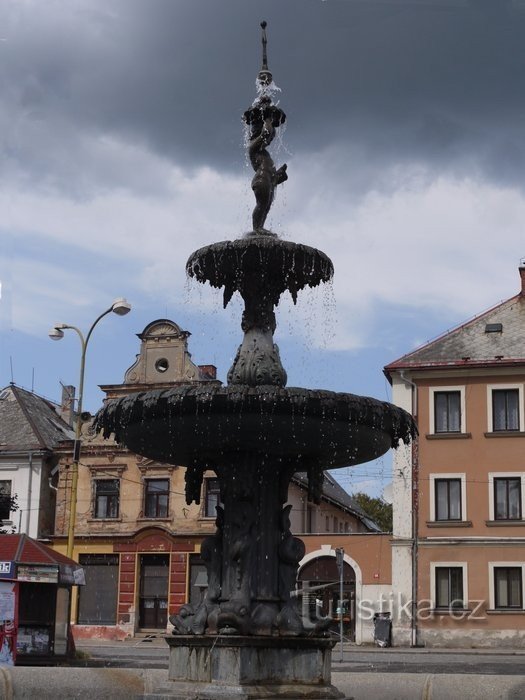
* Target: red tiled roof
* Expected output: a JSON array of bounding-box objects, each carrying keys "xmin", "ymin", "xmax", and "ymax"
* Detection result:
[{"xmin": 0, "ymin": 534, "xmax": 76, "ymax": 567}]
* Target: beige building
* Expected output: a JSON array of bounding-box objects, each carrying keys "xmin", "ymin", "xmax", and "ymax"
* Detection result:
[
  {"xmin": 386, "ymin": 264, "xmax": 525, "ymax": 647},
  {"xmin": 52, "ymin": 319, "xmax": 386, "ymax": 642}
]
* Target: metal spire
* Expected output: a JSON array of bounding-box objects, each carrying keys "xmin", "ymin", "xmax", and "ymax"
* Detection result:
[{"xmin": 257, "ymin": 21, "xmax": 273, "ymax": 86}]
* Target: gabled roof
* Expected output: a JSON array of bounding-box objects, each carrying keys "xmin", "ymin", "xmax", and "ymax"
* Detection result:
[
  {"xmin": 385, "ymin": 269, "xmax": 525, "ymax": 377},
  {"xmin": 292, "ymin": 471, "xmax": 381, "ymax": 532},
  {"xmin": 0, "ymin": 385, "xmax": 74, "ymax": 453},
  {"xmin": 0, "ymin": 534, "xmax": 76, "ymax": 567}
]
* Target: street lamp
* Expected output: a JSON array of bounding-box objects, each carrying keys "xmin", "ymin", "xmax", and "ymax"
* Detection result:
[{"xmin": 49, "ymin": 297, "xmax": 131, "ymax": 559}]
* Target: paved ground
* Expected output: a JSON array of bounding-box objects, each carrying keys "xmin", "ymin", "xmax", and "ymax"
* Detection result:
[
  {"xmin": 75, "ymin": 637, "xmax": 525, "ymax": 676},
  {"xmin": 5, "ymin": 640, "xmax": 525, "ymax": 699}
]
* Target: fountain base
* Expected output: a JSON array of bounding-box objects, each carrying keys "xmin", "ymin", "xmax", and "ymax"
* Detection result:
[{"xmin": 155, "ymin": 635, "xmax": 345, "ymax": 699}]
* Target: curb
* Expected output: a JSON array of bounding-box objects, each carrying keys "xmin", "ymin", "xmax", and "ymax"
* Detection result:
[{"xmin": 1, "ymin": 668, "xmax": 525, "ymax": 699}]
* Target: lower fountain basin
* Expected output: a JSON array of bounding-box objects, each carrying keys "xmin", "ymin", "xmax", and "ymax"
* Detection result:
[{"xmin": 95, "ymin": 384, "xmax": 415, "ymax": 469}]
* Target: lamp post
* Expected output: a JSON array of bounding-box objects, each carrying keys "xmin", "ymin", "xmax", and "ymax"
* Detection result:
[{"xmin": 49, "ymin": 298, "xmax": 131, "ymax": 559}]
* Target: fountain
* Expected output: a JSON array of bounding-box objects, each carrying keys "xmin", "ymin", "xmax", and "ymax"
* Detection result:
[{"xmin": 95, "ymin": 22, "xmax": 416, "ymax": 700}]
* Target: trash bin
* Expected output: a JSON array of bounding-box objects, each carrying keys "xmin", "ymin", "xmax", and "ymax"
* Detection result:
[{"xmin": 373, "ymin": 611, "xmax": 391, "ymax": 648}]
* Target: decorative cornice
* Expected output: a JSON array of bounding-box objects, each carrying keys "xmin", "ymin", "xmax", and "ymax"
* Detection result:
[{"xmin": 88, "ymin": 463, "xmax": 127, "ymax": 477}]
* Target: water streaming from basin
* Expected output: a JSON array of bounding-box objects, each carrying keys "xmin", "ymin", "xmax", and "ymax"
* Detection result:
[{"xmin": 94, "ymin": 21, "xmax": 416, "ymax": 700}]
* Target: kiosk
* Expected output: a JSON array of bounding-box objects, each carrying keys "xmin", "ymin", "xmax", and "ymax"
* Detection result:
[{"xmin": 0, "ymin": 534, "xmax": 84, "ymax": 665}]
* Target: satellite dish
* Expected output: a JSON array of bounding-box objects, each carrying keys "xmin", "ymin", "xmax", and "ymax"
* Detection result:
[{"xmin": 382, "ymin": 483, "xmax": 393, "ymax": 504}]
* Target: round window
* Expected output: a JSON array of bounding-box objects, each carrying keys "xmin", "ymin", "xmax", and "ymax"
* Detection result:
[{"xmin": 155, "ymin": 358, "xmax": 169, "ymax": 373}]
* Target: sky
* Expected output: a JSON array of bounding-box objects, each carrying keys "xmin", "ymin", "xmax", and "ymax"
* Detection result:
[{"xmin": 2, "ymin": 0, "xmax": 525, "ymax": 498}]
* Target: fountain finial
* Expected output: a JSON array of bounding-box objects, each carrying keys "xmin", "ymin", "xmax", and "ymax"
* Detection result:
[{"xmin": 258, "ymin": 20, "xmax": 272, "ymax": 86}]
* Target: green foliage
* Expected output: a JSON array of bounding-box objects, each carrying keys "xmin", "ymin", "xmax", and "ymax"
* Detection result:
[{"xmin": 352, "ymin": 492, "xmax": 393, "ymax": 532}]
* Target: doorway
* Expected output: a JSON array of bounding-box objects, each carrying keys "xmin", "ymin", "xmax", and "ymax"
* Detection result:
[
  {"xmin": 138, "ymin": 554, "xmax": 169, "ymax": 630},
  {"xmin": 298, "ymin": 556, "xmax": 356, "ymax": 641}
]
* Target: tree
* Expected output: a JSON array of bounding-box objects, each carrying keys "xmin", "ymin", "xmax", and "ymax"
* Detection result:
[
  {"xmin": 352, "ymin": 492, "xmax": 392, "ymax": 532},
  {"xmin": 0, "ymin": 492, "xmax": 18, "ymax": 535}
]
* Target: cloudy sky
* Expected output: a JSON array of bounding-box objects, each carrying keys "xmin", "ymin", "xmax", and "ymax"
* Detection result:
[{"xmin": 2, "ymin": 0, "xmax": 525, "ymax": 496}]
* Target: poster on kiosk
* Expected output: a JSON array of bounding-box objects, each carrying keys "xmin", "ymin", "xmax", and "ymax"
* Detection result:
[{"xmin": 0, "ymin": 561, "xmax": 18, "ymax": 666}]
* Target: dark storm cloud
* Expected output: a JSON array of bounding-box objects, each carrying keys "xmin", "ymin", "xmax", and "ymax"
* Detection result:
[{"xmin": 2, "ymin": 0, "xmax": 525, "ymax": 193}]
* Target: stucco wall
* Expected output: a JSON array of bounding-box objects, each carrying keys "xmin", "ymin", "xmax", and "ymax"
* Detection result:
[{"xmin": 0, "ymin": 454, "xmax": 45, "ymax": 538}]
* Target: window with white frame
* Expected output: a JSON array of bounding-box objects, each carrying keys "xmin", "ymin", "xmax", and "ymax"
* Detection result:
[
  {"xmin": 429, "ymin": 474, "xmax": 467, "ymax": 522},
  {"xmin": 431, "ymin": 563, "xmax": 467, "ymax": 609},
  {"xmin": 488, "ymin": 473, "xmax": 525, "ymax": 522},
  {"xmin": 429, "ymin": 387, "xmax": 465, "ymax": 435},
  {"xmin": 489, "ymin": 563, "xmax": 525, "ymax": 610},
  {"xmin": 487, "ymin": 385, "xmax": 524, "ymax": 433}
]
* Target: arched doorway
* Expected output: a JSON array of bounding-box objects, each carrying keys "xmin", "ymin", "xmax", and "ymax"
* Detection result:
[{"xmin": 298, "ymin": 556, "xmax": 356, "ymax": 641}]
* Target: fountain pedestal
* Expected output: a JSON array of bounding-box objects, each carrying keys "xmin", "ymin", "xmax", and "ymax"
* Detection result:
[{"xmin": 161, "ymin": 635, "xmax": 344, "ymax": 699}]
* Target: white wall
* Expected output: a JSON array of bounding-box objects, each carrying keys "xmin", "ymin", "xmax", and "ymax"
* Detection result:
[
  {"xmin": 0, "ymin": 454, "xmax": 43, "ymax": 538},
  {"xmin": 390, "ymin": 374, "xmax": 415, "ymax": 646}
]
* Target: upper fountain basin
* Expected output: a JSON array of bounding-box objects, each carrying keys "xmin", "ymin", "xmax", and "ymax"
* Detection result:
[
  {"xmin": 94, "ymin": 384, "xmax": 416, "ymax": 470},
  {"xmin": 186, "ymin": 235, "xmax": 334, "ymax": 307}
]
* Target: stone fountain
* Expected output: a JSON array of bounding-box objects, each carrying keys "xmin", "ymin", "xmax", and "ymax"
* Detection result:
[{"xmin": 95, "ymin": 22, "xmax": 416, "ymax": 700}]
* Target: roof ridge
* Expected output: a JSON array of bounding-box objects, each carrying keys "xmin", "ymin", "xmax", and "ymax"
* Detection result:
[
  {"xmin": 10, "ymin": 385, "xmax": 47, "ymax": 449},
  {"xmin": 14, "ymin": 533, "xmax": 27, "ymax": 561},
  {"xmin": 4, "ymin": 383, "xmax": 60, "ymax": 408}
]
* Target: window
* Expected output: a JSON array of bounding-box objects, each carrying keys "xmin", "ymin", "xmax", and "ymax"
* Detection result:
[
  {"xmin": 494, "ymin": 477, "xmax": 522, "ymax": 520},
  {"xmin": 430, "ymin": 474, "xmax": 467, "ymax": 522},
  {"xmin": 144, "ymin": 479, "xmax": 169, "ymax": 518},
  {"xmin": 429, "ymin": 387, "xmax": 466, "ymax": 435},
  {"xmin": 487, "ymin": 385, "xmax": 524, "ymax": 433},
  {"xmin": 435, "ymin": 478, "xmax": 462, "ymax": 521},
  {"xmin": 94, "ymin": 479, "xmax": 119, "ymax": 519},
  {"xmin": 434, "ymin": 391, "xmax": 461, "ymax": 433},
  {"xmin": 493, "ymin": 389, "xmax": 520, "ymax": 431},
  {"xmin": 434, "ymin": 566, "xmax": 465, "ymax": 609},
  {"xmin": 77, "ymin": 554, "xmax": 119, "ymax": 624},
  {"xmin": 204, "ymin": 478, "xmax": 222, "ymax": 518},
  {"xmin": 325, "ymin": 516, "xmax": 330, "ymax": 532},
  {"xmin": 0, "ymin": 480, "xmax": 12, "ymax": 521},
  {"xmin": 494, "ymin": 567, "xmax": 523, "ymax": 609}
]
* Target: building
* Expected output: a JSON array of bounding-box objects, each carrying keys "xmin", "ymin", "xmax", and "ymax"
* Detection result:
[
  {"xmin": 385, "ymin": 264, "xmax": 525, "ymax": 648},
  {"xmin": 52, "ymin": 319, "xmax": 220, "ymax": 639},
  {"xmin": 51, "ymin": 318, "xmax": 387, "ymax": 642},
  {"xmin": 0, "ymin": 384, "xmax": 74, "ymax": 538}
]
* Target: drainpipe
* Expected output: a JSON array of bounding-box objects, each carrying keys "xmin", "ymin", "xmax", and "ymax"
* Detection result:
[
  {"xmin": 25, "ymin": 452, "xmax": 34, "ymax": 536},
  {"xmin": 399, "ymin": 371, "xmax": 419, "ymax": 648}
]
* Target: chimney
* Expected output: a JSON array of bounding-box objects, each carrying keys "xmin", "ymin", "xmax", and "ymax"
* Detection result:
[
  {"xmin": 198, "ymin": 364, "xmax": 217, "ymax": 380},
  {"xmin": 520, "ymin": 263, "xmax": 525, "ymax": 296},
  {"xmin": 60, "ymin": 384, "xmax": 75, "ymax": 427}
]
